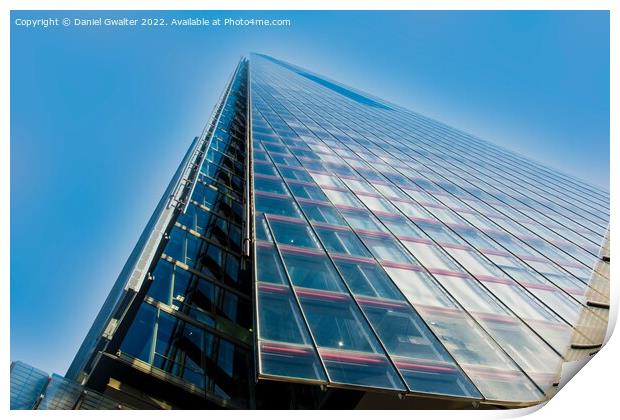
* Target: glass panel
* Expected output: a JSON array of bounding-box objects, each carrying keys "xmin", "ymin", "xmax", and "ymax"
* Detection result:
[
  {"xmin": 335, "ymin": 260, "xmax": 402, "ymax": 300},
  {"xmin": 149, "ymin": 260, "xmax": 174, "ymax": 304},
  {"xmin": 323, "ymin": 188, "xmax": 363, "ymax": 208},
  {"xmin": 288, "ymin": 183, "xmax": 329, "ymax": 201},
  {"xmin": 340, "ymin": 208, "xmax": 388, "ymax": 233},
  {"xmin": 259, "ymin": 341, "xmax": 327, "ymax": 382},
  {"xmin": 382, "ymin": 216, "xmax": 427, "ymax": 239},
  {"xmin": 257, "ymin": 283, "xmax": 313, "ymax": 344},
  {"xmin": 414, "ymin": 307, "xmax": 542, "ymax": 402},
  {"xmin": 255, "ymin": 194, "xmax": 302, "ymax": 218},
  {"xmin": 360, "ymin": 299, "xmax": 481, "ymax": 397},
  {"xmin": 298, "ymin": 291, "xmax": 405, "ymax": 390},
  {"xmin": 281, "ymin": 250, "xmax": 344, "ymax": 292},
  {"xmin": 270, "ymin": 219, "xmax": 321, "ymax": 249},
  {"xmin": 300, "ymin": 202, "xmax": 347, "ymax": 226},
  {"xmin": 447, "ymin": 248, "xmax": 505, "ymax": 277},
  {"xmin": 119, "ymin": 303, "xmax": 157, "ymax": 362},
  {"xmin": 402, "ymin": 241, "xmax": 462, "ymax": 272},
  {"xmin": 360, "ymin": 234, "xmax": 418, "ymax": 265},
  {"xmin": 256, "ymin": 243, "xmax": 288, "ymax": 284},
  {"xmin": 315, "ymin": 227, "xmax": 372, "ymax": 258},
  {"xmin": 254, "ymin": 177, "xmax": 289, "ymax": 195}
]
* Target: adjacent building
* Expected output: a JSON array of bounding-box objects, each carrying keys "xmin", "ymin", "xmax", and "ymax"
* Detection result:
[{"xmin": 12, "ymin": 54, "xmax": 610, "ymax": 409}]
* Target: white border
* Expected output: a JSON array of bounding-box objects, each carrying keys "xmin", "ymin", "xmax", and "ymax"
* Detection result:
[{"xmin": 2, "ymin": 1, "xmax": 616, "ymax": 419}]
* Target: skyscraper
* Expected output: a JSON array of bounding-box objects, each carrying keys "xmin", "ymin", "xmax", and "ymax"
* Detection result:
[{"xmin": 14, "ymin": 54, "xmax": 609, "ymax": 409}]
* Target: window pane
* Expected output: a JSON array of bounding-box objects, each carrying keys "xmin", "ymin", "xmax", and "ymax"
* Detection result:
[
  {"xmin": 315, "ymin": 227, "xmax": 372, "ymax": 258},
  {"xmin": 255, "ymin": 195, "xmax": 302, "ymax": 218},
  {"xmin": 301, "ymin": 294, "xmax": 378, "ymax": 352},
  {"xmin": 281, "ymin": 251, "xmax": 344, "ymax": 292},
  {"xmin": 257, "ymin": 283, "xmax": 312, "ymax": 344},
  {"xmin": 120, "ymin": 303, "xmax": 157, "ymax": 362},
  {"xmin": 340, "ymin": 209, "xmax": 387, "ymax": 233},
  {"xmin": 288, "ymin": 183, "xmax": 329, "ymax": 201},
  {"xmin": 335, "ymin": 260, "xmax": 402, "ymax": 300},
  {"xmin": 300, "ymin": 202, "xmax": 347, "ymax": 226},
  {"xmin": 270, "ymin": 219, "xmax": 321, "ymax": 249},
  {"xmin": 402, "ymin": 241, "xmax": 461, "ymax": 272},
  {"xmin": 323, "ymin": 189, "xmax": 363, "ymax": 208},
  {"xmin": 149, "ymin": 260, "xmax": 174, "ymax": 304},
  {"xmin": 254, "ymin": 177, "xmax": 289, "ymax": 195},
  {"xmin": 256, "ymin": 243, "xmax": 288, "ymax": 284},
  {"xmin": 360, "ymin": 234, "xmax": 417, "ymax": 265}
]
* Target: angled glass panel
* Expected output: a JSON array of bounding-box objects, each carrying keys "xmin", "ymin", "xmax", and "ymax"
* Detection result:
[
  {"xmin": 288, "ymin": 182, "xmax": 329, "ymax": 201},
  {"xmin": 436, "ymin": 274, "xmax": 563, "ymax": 393},
  {"xmin": 300, "ymin": 202, "xmax": 347, "ymax": 226},
  {"xmin": 254, "ymin": 176, "xmax": 289, "ymax": 196},
  {"xmin": 385, "ymin": 266, "xmax": 543, "ymax": 402},
  {"xmin": 280, "ymin": 250, "xmax": 345, "ymax": 292},
  {"xmin": 401, "ymin": 240, "xmax": 463, "ymax": 272},
  {"xmin": 334, "ymin": 259, "xmax": 402, "ymax": 300},
  {"xmin": 256, "ymin": 282, "xmax": 327, "ymax": 382},
  {"xmin": 315, "ymin": 226, "xmax": 372, "ymax": 258},
  {"xmin": 119, "ymin": 303, "xmax": 157, "ymax": 363},
  {"xmin": 340, "ymin": 208, "xmax": 389, "ymax": 233},
  {"xmin": 255, "ymin": 194, "xmax": 303, "ymax": 218},
  {"xmin": 255, "ymin": 243, "xmax": 288, "ymax": 285},
  {"xmin": 296, "ymin": 289, "xmax": 405, "ymax": 391},
  {"xmin": 269, "ymin": 218, "xmax": 321, "ymax": 249},
  {"xmin": 359, "ymin": 234, "xmax": 419, "ymax": 265},
  {"xmin": 360, "ymin": 298, "xmax": 481, "ymax": 398}
]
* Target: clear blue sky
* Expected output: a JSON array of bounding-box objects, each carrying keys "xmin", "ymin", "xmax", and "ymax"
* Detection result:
[{"xmin": 10, "ymin": 10, "xmax": 609, "ymax": 375}]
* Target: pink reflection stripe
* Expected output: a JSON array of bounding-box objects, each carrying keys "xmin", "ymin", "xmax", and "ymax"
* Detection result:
[
  {"xmin": 390, "ymin": 197, "xmax": 416, "ymax": 204},
  {"xmin": 331, "ymin": 254, "xmax": 376, "ymax": 265},
  {"xmin": 320, "ymin": 351, "xmax": 386, "ymax": 365},
  {"xmin": 266, "ymin": 213, "xmax": 306, "ymax": 224},
  {"xmin": 261, "ymin": 344, "xmax": 313, "ymax": 356},
  {"xmin": 296, "ymin": 197, "xmax": 330, "ymax": 206},
  {"xmin": 356, "ymin": 297, "xmax": 408, "ymax": 309},
  {"xmin": 258, "ymin": 283, "xmax": 289, "ymax": 293},
  {"xmin": 277, "ymin": 163, "xmax": 308, "ymax": 171},
  {"xmin": 358, "ymin": 230, "xmax": 391, "ymax": 239},
  {"xmin": 444, "ymin": 223, "xmax": 473, "ymax": 230},
  {"xmin": 473, "ymin": 312, "xmax": 521, "ymax": 325},
  {"xmin": 254, "ymin": 173, "xmax": 282, "ymax": 180},
  {"xmin": 464, "ymin": 366, "xmax": 525, "ymax": 381},
  {"xmin": 437, "ymin": 242, "xmax": 472, "ymax": 251},
  {"xmin": 518, "ymin": 255, "xmax": 550, "ymax": 263},
  {"xmin": 380, "ymin": 261, "xmax": 424, "ymax": 271},
  {"xmin": 285, "ymin": 179, "xmax": 316, "ymax": 187},
  {"xmin": 256, "ymin": 241, "xmax": 275, "ymax": 249},
  {"xmin": 475, "ymin": 275, "xmax": 513, "ymax": 285},
  {"xmin": 520, "ymin": 282, "xmax": 560, "ymax": 292},
  {"xmin": 312, "ymin": 222, "xmax": 350, "ymax": 232},
  {"xmin": 321, "ymin": 185, "xmax": 350, "ymax": 193},
  {"xmin": 334, "ymin": 204, "xmax": 366, "ymax": 212},
  {"xmin": 355, "ymin": 228, "xmax": 389, "ymax": 236},
  {"xmin": 415, "ymin": 304, "xmax": 462, "ymax": 316},
  {"xmin": 395, "ymin": 361, "xmax": 457, "ymax": 374},
  {"xmin": 372, "ymin": 210, "xmax": 402, "ymax": 217},
  {"xmin": 400, "ymin": 237, "xmax": 434, "ymax": 245},
  {"xmin": 306, "ymin": 169, "xmax": 332, "ymax": 176},
  {"xmin": 409, "ymin": 216, "xmax": 442, "ymax": 224},
  {"xmin": 296, "ymin": 288, "xmax": 349, "ymax": 301},
  {"xmin": 255, "ymin": 190, "xmax": 290, "ymax": 199},
  {"xmin": 480, "ymin": 248, "xmax": 512, "ymax": 257},
  {"xmin": 354, "ymin": 191, "xmax": 384, "ymax": 198},
  {"xmin": 428, "ymin": 268, "xmax": 469, "ymax": 278},
  {"xmin": 279, "ymin": 245, "xmax": 325, "ymax": 256}
]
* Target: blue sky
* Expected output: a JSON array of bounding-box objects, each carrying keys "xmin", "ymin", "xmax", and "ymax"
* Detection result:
[{"xmin": 10, "ymin": 10, "xmax": 609, "ymax": 375}]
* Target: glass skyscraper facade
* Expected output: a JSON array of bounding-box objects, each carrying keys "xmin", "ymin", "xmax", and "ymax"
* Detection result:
[{"xmin": 13, "ymin": 54, "xmax": 609, "ymax": 410}]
